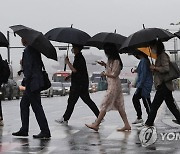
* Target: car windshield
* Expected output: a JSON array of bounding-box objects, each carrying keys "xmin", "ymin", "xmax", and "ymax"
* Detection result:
[
  {"xmin": 51, "ymin": 82, "xmax": 63, "ymax": 87},
  {"xmin": 63, "ymin": 83, "xmax": 71, "ymax": 87}
]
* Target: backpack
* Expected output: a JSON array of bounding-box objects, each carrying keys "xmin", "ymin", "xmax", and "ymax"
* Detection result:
[{"xmin": 0, "ymin": 56, "xmax": 10, "ymax": 85}]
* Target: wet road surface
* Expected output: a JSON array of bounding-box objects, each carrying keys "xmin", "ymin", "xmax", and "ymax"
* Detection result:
[{"xmin": 0, "ymin": 89, "xmax": 180, "ymax": 153}]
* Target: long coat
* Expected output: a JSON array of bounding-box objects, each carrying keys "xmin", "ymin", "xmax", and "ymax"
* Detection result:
[
  {"xmin": 153, "ymin": 52, "xmax": 174, "ymax": 91},
  {"xmin": 22, "ymin": 46, "xmax": 44, "ymax": 92}
]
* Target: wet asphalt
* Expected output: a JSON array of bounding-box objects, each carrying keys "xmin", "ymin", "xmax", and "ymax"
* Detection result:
[{"xmin": 0, "ymin": 89, "xmax": 180, "ymax": 154}]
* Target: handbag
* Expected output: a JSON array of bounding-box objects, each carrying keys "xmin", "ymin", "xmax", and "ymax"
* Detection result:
[
  {"xmin": 163, "ymin": 62, "xmax": 180, "ymax": 82},
  {"xmin": 40, "ymin": 61, "xmax": 51, "ymax": 91}
]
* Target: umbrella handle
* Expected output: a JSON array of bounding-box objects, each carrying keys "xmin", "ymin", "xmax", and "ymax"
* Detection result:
[
  {"xmin": 64, "ymin": 44, "xmax": 70, "ymax": 71},
  {"xmin": 64, "ymin": 64, "xmax": 67, "ymax": 71},
  {"xmin": 148, "ymin": 47, "xmax": 154, "ymax": 65}
]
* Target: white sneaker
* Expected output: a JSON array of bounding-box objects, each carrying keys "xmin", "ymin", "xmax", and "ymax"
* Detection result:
[
  {"xmin": 132, "ymin": 119, "xmax": 144, "ymax": 124},
  {"xmin": 55, "ymin": 117, "xmax": 68, "ymax": 125},
  {"xmin": 136, "ymin": 124, "xmax": 146, "ymax": 131},
  {"xmin": 0, "ymin": 120, "xmax": 4, "ymax": 126}
]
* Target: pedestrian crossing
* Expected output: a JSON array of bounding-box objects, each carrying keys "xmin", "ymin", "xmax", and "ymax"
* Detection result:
[{"xmin": 0, "ymin": 121, "xmax": 180, "ymax": 154}]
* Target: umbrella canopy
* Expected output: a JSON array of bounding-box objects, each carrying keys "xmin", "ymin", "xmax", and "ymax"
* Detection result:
[
  {"xmin": 120, "ymin": 28, "xmax": 174, "ymax": 52},
  {"xmin": 45, "ymin": 27, "xmax": 91, "ymax": 46},
  {"xmin": 10, "ymin": 25, "xmax": 57, "ymax": 61},
  {"xmin": 86, "ymin": 32, "xmax": 127, "ymax": 50},
  {"xmin": 137, "ymin": 47, "xmax": 157, "ymax": 59},
  {"xmin": 0, "ymin": 31, "xmax": 9, "ymax": 47}
]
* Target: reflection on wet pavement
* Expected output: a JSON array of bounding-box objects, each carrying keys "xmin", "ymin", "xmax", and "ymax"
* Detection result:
[{"xmin": 0, "ymin": 90, "xmax": 180, "ymax": 153}]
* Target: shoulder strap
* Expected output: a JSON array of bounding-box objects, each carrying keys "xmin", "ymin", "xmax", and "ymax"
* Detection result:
[{"xmin": 40, "ymin": 56, "xmax": 46, "ymax": 71}]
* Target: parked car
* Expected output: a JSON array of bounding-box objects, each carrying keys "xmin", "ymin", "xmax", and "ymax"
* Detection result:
[
  {"xmin": 0, "ymin": 79, "xmax": 20, "ymax": 100},
  {"xmin": 62, "ymin": 82, "xmax": 71, "ymax": 94},
  {"xmin": 51, "ymin": 82, "xmax": 66, "ymax": 96},
  {"xmin": 90, "ymin": 72, "xmax": 102, "ymax": 82},
  {"xmin": 89, "ymin": 73, "xmax": 107, "ymax": 92},
  {"xmin": 40, "ymin": 86, "xmax": 53, "ymax": 97},
  {"xmin": 120, "ymin": 78, "xmax": 131, "ymax": 95},
  {"xmin": 16, "ymin": 79, "xmax": 25, "ymax": 97},
  {"xmin": 89, "ymin": 82, "xmax": 98, "ymax": 93}
]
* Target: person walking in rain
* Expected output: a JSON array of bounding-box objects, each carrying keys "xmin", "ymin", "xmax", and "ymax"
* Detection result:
[
  {"xmin": 55, "ymin": 44, "xmax": 100, "ymax": 125},
  {"xmin": 145, "ymin": 40, "xmax": 180, "ymax": 127},
  {"xmin": 12, "ymin": 38, "xmax": 51, "ymax": 138},
  {"xmin": 131, "ymin": 51, "xmax": 153, "ymax": 124},
  {"xmin": 85, "ymin": 43, "xmax": 131, "ymax": 131},
  {"xmin": 0, "ymin": 55, "xmax": 4, "ymax": 126}
]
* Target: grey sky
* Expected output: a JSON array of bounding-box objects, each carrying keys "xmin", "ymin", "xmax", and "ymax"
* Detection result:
[
  {"xmin": 1, "ymin": 0, "xmax": 180, "ymax": 35},
  {"xmin": 1, "ymin": 0, "xmax": 180, "ymax": 77}
]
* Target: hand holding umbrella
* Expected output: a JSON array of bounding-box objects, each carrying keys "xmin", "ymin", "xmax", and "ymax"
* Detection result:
[{"xmin": 64, "ymin": 56, "xmax": 70, "ymax": 64}]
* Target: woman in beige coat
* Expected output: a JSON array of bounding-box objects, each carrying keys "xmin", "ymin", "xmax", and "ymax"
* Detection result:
[{"xmin": 85, "ymin": 43, "xmax": 131, "ymax": 131}]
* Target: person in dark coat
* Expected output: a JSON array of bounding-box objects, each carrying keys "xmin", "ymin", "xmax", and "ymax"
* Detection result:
[
  {"xmin": 12, "ymin": 38, "xmax": 51, "ymax": 138},
  {"xmin": 0, "ymin": 55, "xmax": 4, "ymax": 126},
  {"xmin": 55, "ymin": 44, "xmax": 99, "ymax": 125}
]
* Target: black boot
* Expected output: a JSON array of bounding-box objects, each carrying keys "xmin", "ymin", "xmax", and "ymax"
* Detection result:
[
  {"xmin": 33, "ymin": 131, "xmax": 51, "ymax": 139},
  {"xmin": 12, "ymin": 130, "xmax": 28, "ymax": 137}
]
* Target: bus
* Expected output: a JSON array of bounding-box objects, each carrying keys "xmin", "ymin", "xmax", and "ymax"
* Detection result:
[{"xmin": 52, "ymin": 71, "xmax": 71, "ymax": 82}]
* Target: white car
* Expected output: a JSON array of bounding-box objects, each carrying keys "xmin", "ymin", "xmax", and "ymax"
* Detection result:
[
  {"xmin": 62, "ymin": 82, "xmax": 71, "ymax": 94},
  {"xmin": 120, "ymin": 78, "xmax": 131, "ymax": 95},
  {"xmin": 51, "ymin": 82, "xmax": 66, "ymax": 96},
  {"xmin": 40, "ymin": 87, "xmax": 53, "ymax": 97}
]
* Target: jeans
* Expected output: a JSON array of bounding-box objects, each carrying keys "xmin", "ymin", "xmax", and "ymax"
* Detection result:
[{"xmin": 132, "ymin": 88, "xmax": 151, "ymax": 119}]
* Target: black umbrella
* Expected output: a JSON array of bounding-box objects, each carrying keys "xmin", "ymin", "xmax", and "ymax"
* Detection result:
[
  {"xmin": 45, "ymin": 26, "xmax": 91, "ymax": 70},
  {"xmin": 0, "ymin": 31, "xmax": 9, "ymax": 47},
  {"xmin": 10, "ymin": 25, "xmax": 57, "ymax": 61},
  {"xmin": 120, "ymin": 28, "xmax": 174, "ymax": 52},
  {"xmin": 174, "ymin": 31, "xmax": 180, "ymax": 39},
  {"xmin": 86, "ymin": 32, "xmax": 127, "ymax": 50},
  {"xmin": 45, "ymin": 27, "xmax": 91, "ymax": 46}
]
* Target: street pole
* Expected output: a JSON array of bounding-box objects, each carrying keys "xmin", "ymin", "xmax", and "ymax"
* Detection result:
[
  {"xmin": 170, "ymin": 22, "xmax": 180, "ymax": 65},
  {"xmin": 7, "ymin": 31, "xmax": 10, "ymax": 63},
  {"xmin": 174, "ymin": 38, "xmax": 177, "ymax": 63}
]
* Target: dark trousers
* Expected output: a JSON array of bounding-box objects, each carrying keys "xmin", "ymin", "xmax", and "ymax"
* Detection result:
[
  {"xmin": 145, "ymin": 83, "xmax": 180, "ymax": 126},
  {"xmin": 132, "ymin": 88, "xmax": 151, "ymax": 119},
  {"xmin": 0, "ymin": 100, "xmax": 3, "ymax": 120},
  {"xmin": 20, "ymin": 89, "xmax": 50, "ymax": 134},
  {"xmin": 63, "ymin": 85, "xmax": 100, "ymax": 121}
]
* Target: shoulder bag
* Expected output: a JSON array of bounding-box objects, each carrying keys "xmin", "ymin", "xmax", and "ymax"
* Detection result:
[
  {"xmin": 163, "ymin": 61, "xmax": 180, "ymax": 82},
  {"xmin": 40, "ymin": 61, "xmax": 51, "ymax": 91}
]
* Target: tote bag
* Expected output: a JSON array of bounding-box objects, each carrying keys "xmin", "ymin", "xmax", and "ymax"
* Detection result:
[
  {"xmin": 41, "ymin": 70, "xmax": 51, "ymax": 91},
  {"xmin": 40, "ymin": 60, "xmax": 51, "ymax": 91},
  {"xmin": 163, "ymin": 62, "xmax": 180, "ymax": 82}
]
